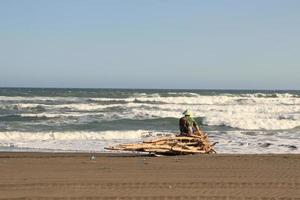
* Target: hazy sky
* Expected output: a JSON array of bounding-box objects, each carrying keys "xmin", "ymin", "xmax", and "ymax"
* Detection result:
[{"xmin": 1, "ymin": 0, "xmax": 299, "ymax": 89}]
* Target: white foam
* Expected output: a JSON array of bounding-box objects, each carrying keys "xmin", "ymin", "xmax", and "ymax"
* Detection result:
[
  {"xmin": 19, "ymin": 113, "xmax": 90, "ymax": 118},
  {"xmin": 114, "ymin": 103, "xmax": 300, "ymax": 130},
  {"xmin": 54, "ymin": 103, "xmax": 124, "ymax": 111},
  {"xmin": 1, "ymin": 103, "xmax": 124, "ymax": 111},
  {"xmin": 1, "ymin": 93, "xmax": 300, "ymax": 130},
  {"xmin": 0, "ymin": 130, "xmax": 299, "ymax": 153},
  {"xmin": 0, "ymin": 130, "xmax": 158, "ymax": 141},
  {"xmin": 0, "ymin": 130, "xmax": 173, "ymax": 152},
  {"xmin": 211, "ymin": 130, "xmax": 300, "ymax": 154},
  {"xmin": 240, "ymin": 93, "xmax": 298, "ymax": 98}
]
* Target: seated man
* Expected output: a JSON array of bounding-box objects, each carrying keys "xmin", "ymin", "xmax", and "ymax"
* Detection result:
[{"xmin": 179, "ymin": 109, "xmax": 205, "ymax": 137}]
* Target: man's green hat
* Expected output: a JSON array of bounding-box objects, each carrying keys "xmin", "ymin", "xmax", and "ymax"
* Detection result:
[{"xmin": 183, "ymin": 109, "xmax": 193, "ymax": 116}]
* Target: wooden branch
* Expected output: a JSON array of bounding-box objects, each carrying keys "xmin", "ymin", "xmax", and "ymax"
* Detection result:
[{"xmin": 105, "ymin": 134, "xmax": 216, "ymax": 155}]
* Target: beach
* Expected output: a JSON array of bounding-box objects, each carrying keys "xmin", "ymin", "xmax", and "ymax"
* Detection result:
[
  {"xmin": 2, "ymin": 0, "xmax": 300, "ymax": 198},
  {"xmin": 1, "ymin": 153, "xmax": 299, "ymax": 199}
]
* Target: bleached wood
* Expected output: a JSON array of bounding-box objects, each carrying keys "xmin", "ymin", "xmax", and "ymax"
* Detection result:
[{"xmin": 105, "ymin": 134, "xmax": 216, "ymax": 155}]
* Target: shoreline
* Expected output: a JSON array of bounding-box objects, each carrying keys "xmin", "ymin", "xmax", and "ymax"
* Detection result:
[
  {"xmin": 1, "ymin": 151, "xmax": 300, "ymax": 156},
  {"xmin": 1, "ymin": 153, "xmax": 299, "ymax": 199}
]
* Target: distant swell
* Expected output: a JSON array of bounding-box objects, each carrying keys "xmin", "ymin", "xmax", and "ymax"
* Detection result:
[{"xmin": 0, "ymin": 114, "xmax": 56, "ymax": 122}]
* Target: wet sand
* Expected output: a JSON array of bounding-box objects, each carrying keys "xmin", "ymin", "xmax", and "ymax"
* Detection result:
[{"xmin": 0, "ymin": 153, "xmax": 299, "ymax": 199}]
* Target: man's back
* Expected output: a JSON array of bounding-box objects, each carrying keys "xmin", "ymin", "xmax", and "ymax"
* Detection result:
[{"xmin": 179, "ymin": 116, "xmax": 196, "ymax": 134}]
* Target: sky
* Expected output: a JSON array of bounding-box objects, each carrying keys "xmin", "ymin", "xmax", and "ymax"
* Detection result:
[{"xmin": 0, "ymin": 0, "xmax": 299, "ymax": 90}]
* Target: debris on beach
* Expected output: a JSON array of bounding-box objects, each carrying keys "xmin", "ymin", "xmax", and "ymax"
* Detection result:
[{"xmin": 105, "ymin": 133, "xmax": 217, "ymax": 155}]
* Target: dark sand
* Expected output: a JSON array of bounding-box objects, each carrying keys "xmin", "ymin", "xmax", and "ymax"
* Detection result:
[{"xmin": 0, "ymin": 153, "xmax": 299, "ymax": 200}]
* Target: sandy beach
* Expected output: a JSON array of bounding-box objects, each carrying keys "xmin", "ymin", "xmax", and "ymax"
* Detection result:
[{"xmin": 0, "ymin": 153, "xmax": 299, "ymax": 199}]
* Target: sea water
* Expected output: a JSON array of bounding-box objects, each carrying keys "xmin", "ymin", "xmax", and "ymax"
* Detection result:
[{"xmin": 0, "ymin": 88, "xmax": 299, "ymax": 153}]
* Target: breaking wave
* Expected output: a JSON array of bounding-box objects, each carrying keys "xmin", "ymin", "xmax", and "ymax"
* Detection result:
[
  {"xmin": 1, "ymin": 88, "xmax": 300, "ymax": 153},
  {"xmin": 0, "ymin": 130, "xmax": 170, "ymax": 141},
  {"xmin": 0, "ymin": 130, "xmax": 299, "ymax": 153},
  {"xmin": 1, "ymin": 92, "xmax": 300, "ymax": 130}
]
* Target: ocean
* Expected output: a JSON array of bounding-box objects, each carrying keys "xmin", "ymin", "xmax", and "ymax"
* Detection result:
[{"xmin": 0, "ymin": 88, "xmax": 299, "ymax": 154}]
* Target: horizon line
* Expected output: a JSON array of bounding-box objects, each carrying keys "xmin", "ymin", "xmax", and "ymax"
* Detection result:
[{"xmin": 0, "ymin": 86, "xmax": 299, "ymax": 91}]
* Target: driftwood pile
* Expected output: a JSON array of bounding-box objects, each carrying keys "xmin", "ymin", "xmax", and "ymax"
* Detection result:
[{"xmin": 105, "ymin": 133, "xmax": 216, "ymax": 155}]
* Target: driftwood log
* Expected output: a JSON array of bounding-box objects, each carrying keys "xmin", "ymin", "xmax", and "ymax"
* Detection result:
[{"xmin": 105, "ymin": 132, "xmax": 217, "ymax": 155}]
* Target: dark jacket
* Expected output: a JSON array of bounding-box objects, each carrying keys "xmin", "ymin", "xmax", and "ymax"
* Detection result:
[{"xmin": 179, "ymin": 116, "xmax": 198, "ymax": 134}]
